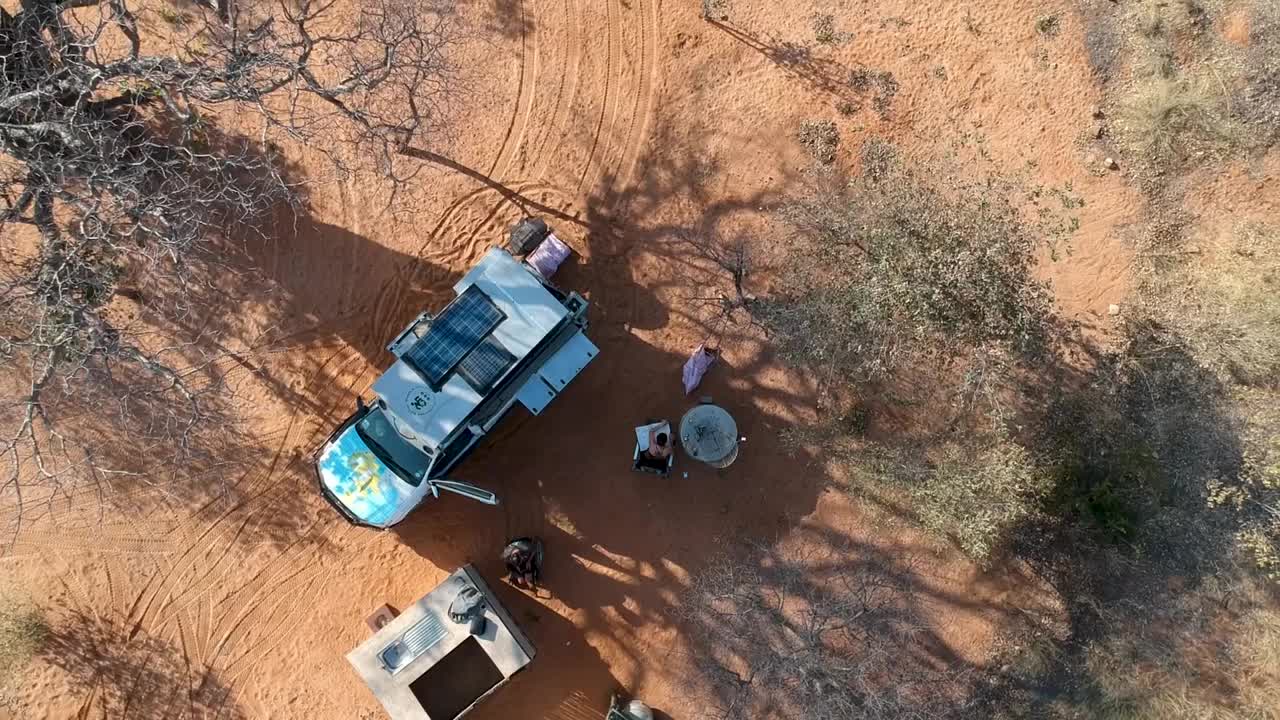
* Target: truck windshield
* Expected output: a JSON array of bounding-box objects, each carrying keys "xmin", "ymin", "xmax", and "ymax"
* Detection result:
[{"xmin": 354, "ymin": 408, "xmax": 432, "ymax": 487}]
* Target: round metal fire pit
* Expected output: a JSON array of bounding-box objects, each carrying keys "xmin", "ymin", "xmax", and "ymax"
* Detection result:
[{"xmin": 679, "ymin": 403, "xmax": 739, "ymax": 468}]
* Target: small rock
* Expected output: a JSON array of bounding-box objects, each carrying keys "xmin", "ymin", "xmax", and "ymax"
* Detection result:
[
  {"xmin": 1092, "ymin": 106, "xmax": 1105, "ymax": 119},
  {"xmin": 1094, "ymin": 123, "xmax": 1106, "ymax": 139},
  {"xmin": 1108, "ymin": 304, "xmax": 1121, "ymax": 316},
  {"xmin": 1105, "ymin": 157, "xmax": 1119, "ymax": 170}
]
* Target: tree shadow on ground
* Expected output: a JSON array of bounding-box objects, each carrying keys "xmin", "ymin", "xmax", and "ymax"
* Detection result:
[
  {"xmin": 385, "ymin": 102, "xmax": 1034, "ymax": 716},
  {"xmin": 381, "ymin": 108, "xmax": 832, "ymax": 708},
  {"xmin": 967, "ymin": 318, "xmax": 1253, "ymax": 716},
  {"xmin": 706, "ymin": 20, "xmax": 855, "ymax": 100},
  {"xmin": 1018, "ymin": 320, "xmax": 1244, "ymax": 595},
  {"xmin": 669, "ymin": 527, "xmax": 992, "ymax": 719},
  {"xmin": 466, "ymin": 571, "xmax": 624, "ymax": 720},
  {"xmin": 484, "ymin": 0, "xmax": 534, "ymax": 41},
  {"xmin": 35, "ymin": 607, "xmax": 246, "ymax": 719},
  {"xmin": 0, "ymin": 130, "xmax": 335, "ymax": 553},
  {"xmin": 0, "ymin": 134, "xmax": 494, "ymax": 553},
  {"xmin": 159, "ymin": 206, "xmax": 469, "ymax": 550},
  {"xmin": 389, "ymin": 291, "xmax": 820, "ymax": 686}
]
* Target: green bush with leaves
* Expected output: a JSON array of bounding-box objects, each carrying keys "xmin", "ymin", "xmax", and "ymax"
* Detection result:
[
  {"xmin": 796, "ymin": 120, "xmax": 839, "ymax": 165},
  {"xmin": 850, "ymin": 432, "xmax": 1051, "ymax": 562},
  {"xmin": 760, "ymin": 138, "xmax": 1079, "ymax": 385}
]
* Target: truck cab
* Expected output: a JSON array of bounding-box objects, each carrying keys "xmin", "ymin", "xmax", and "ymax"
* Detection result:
[{"xmin": 316, "ymin": 230, "xmax": 597, "ymax": 528}]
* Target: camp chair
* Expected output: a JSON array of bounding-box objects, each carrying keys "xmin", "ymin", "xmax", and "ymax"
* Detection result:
[
  {"xmin": 503, "ymin": 537, "xmax": 545, "ymax": 587},
  {"xmin": 632, "ymin": 420, "xmax": 674, "ymax": 477}
]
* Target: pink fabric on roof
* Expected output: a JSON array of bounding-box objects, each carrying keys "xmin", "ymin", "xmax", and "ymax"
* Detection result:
[{"xmin": 526, "ymin": 232, "xmax": 572, "ymax": 279}]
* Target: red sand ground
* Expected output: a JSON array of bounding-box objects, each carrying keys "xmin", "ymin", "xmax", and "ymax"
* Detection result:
[{"xmin": 13, "ymin": 0, "xmax": 1262, "ymax": 717}]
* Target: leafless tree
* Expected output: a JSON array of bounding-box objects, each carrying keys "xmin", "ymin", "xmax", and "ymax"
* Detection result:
[
  {"xmin": 0, "ymin": 0, "xmax": 458, "ymax": 546},
  {"xmin": 674, "ymin": 539, "xmax": 970, "ymax": 720}
]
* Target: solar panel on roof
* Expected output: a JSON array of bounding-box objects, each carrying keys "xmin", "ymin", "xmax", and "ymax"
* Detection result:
[
  {"xmin": 458, "ymin": 336, "xmax": 516, "ymax": 392},
  {"xmin": 403, "ymin": 286, "xmax": 504, "ymax": 386}
]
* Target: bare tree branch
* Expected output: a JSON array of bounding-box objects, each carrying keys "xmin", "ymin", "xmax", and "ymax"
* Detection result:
[{"xmin": 0, "ymin": 0, "xmax": 458, "ymax": 546}]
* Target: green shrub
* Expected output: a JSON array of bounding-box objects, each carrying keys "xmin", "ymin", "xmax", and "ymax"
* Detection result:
[
  {"xmin": 864, "ymin": 433, "xmax": 1051, "ymax": 562},
  {"xmin": 0, "ymin": 598, "xmax": 47, "ymax": 685},
  {"xmin": 761, "ymin": 138, "xmax": 1075, "ymax": 385},
  {"xmin": 796, "ymin": 120, "xmax": 839, "ymax": 164},
  {"xmin": 1036, "ymin": 15, "xmax": 1061, "ymax": 37}
]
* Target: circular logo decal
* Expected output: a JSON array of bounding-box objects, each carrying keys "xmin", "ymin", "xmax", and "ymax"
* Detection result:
[{"xmin": 406, "ymin": 388, "xmax": 435, "ymax": 415}]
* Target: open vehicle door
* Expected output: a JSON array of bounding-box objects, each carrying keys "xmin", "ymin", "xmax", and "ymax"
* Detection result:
[{"xmin": 430, "ymin": 480, "xmax": 500, "ymax": 505}]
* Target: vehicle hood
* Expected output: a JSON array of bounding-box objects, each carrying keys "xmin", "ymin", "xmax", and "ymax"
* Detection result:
[{"xmin": 317, "ymin": 426, "xmax": 413, "ymax": 527}]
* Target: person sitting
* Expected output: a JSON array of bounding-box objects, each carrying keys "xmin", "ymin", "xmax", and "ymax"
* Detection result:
[
  {"xmin": 633, "ymin": 420, "xmax": 673, "ymax": 474},
  {"xmin": 645, "ymin": 430, "xmax": 673, "ymax": 461},
  {"xmin": 502, "ymin": 537, "xmax": 541, "ymax": 588}
]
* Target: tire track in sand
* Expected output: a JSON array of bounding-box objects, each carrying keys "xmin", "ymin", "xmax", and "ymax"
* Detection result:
[
  {"xmin": 620, "ymin": 0, "xmax": 662, "ymax": 194},
  {"xmin": 105, "ymin": 339, "xmax": 354, "ymax": 680},
  {"xmin": 575, "ymin": 0, "xmax": 617, "ymax": 193},
  {"xmin": 488, "ymin": 0, "xmax": 537, "ymax": 179},
  {"xmin": 23, "ymin": 0, "xmax": 668, "ymax": 715},
  {"xmin": 572, "ymin": 0, "xmax": 659, "ymax": 208},
  {"xmin": 524, "ymin": 0, "xmax": 583, "ymax": 179}
]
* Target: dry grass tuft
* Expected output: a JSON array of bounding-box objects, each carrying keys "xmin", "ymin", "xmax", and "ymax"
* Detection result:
[
  {"xmin": 1121, "ymin": 74, "xmax": 1234, "ymax": 166},
  {"xmin": 812, "ymin": 13, "xmax": 844, "ymax": 44},
  {"xmin": 700, "ymin": 0, "xmax": 730, "ymax": 21},
  {"xmin": 1140, "ymin": 222, "xmax": 1280, "ymax": 388},
  {"xmin": 1236, "ymin": 610, "xmax": 1280, "ymax": 712},
  {"xmin": 1136, "ymin": 1, "xmax": 1167, "ymax": 38},
  {"xmin": 1085, "ymin": 605, "xmax": 1280, "ymax": 720},
  {"xmin": 796, "ymin": 120, "xmax": 839, "ymax": 164},
  {"xmin": 1036, "ymin": 14, "xmax": 1061, "ymax": 37},
  {"xmin": 0, "ymin": 596, "xmax": 47, "ymax": 686}
]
